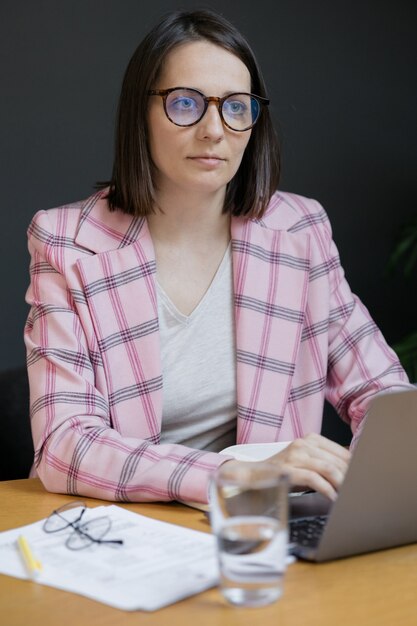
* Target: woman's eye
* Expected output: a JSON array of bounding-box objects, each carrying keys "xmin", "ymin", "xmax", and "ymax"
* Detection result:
[
  {"xmin": 171, "ymin": 97, "xmax": 197, "ymax": 111},
  {"xmin": 225, "ymin": 100, "xmax": 247, "ymax": 116}
]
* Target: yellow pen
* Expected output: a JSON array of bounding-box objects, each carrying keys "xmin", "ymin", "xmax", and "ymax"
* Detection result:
[{"xmin": 17, "ymin": 535, "xmax": 43, "ymax": 579}]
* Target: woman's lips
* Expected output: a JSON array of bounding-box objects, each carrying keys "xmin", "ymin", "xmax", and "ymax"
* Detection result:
[{"xmin": 188, "ymin": 155, "xmax": 226, "ymax": 167}]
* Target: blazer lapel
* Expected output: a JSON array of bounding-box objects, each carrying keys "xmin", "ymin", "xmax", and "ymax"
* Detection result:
[
  {"xmin": 74, "ymin": 193, "xmax": 163, "ymax": 441},
  {"xmin": 231, "ymin": 216, "xmax": 311, "ymax": 444}
]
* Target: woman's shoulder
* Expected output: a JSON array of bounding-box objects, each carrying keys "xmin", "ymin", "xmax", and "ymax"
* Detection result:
[
  {"xmin": 260, "ymin": 191, "xmax": 331, "ymax": 233},
  {"xmin": 27, "ymin": 190, "xmax": 144, "ymax": 268},
  {"xmin": 26, "ymin": 192, "xmax": 110, "ymax": 272},
  {"xmin": 28, "ymin": 194, "xmax": 97, "ymax": 241}
]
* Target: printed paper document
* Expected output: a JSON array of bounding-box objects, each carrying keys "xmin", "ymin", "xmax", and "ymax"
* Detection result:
[{"xmin": 0, "ymin": 504, "xmax": 219, "ymax": 611}]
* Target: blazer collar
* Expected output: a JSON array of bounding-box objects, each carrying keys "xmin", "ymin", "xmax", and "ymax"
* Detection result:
[
  {"xmin": 74, "ymin": 191, "xmax": 304, "ymax": 255},
  {"xmin": 75, "ymin": 190, "xmax": 146, "ymax": 254}
]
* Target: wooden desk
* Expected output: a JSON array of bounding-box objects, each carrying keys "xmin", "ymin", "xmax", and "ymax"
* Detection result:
[{"xmin": 1, "ymin": 479, "xmax": 417, "ymax": 626}]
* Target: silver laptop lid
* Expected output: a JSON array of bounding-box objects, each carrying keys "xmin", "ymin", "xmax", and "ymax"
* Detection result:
[{"xmin": 293, "ymin": 389, "xmax": 417, "ymax": 562}]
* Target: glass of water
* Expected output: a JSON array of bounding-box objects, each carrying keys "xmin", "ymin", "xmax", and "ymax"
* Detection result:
[{"xmin": 210, "ymin": 461, "xmax": 289, "ymax": 607}]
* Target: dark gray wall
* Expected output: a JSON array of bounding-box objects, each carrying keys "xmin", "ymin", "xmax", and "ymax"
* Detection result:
[{"xmin": 1, "ymin": 0, "xmax": 416, "ymax": 378}]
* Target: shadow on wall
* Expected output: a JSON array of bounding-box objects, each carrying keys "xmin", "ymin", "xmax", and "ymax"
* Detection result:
[{"xmin": 321, "ymin": 401, "xmax": 352, "ymax": 447}]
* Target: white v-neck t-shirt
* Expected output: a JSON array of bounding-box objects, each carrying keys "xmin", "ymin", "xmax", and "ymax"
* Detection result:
[{"xmin": 158, "ymin": 244, "xmax": 237, "ymax": 452}]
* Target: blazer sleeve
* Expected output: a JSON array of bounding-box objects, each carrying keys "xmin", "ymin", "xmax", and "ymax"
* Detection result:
[
  {"xmin": 312, "ymin": 201, "xmax": 413, "ymax": 434},
  {"xmin": 24, "ymin": 210, "xmax": 227, "ymax": 503}
]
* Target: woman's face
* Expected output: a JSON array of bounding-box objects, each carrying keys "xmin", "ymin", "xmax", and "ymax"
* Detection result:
[{"xmin": 147, "ymin": 40, "xmax": 252, "ymax": 204}]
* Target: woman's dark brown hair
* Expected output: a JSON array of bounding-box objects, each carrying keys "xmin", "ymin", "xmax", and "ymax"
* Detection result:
[{"xmin": 99, "ymin": 9, "xmax": 280, "ymax": 219}]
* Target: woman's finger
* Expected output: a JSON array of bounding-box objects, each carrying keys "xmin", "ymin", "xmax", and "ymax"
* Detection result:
[
  {"xmin": 281, "ymin": 466, "xmax": 339, "ymax": 501},
  {"xmin": 297, "ymin": 432, "xmax": 351, "ymax": 461}
]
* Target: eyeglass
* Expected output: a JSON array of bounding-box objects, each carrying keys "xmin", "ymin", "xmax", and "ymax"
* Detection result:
[
  {"xmin": 148, "ymin": 87, "xmax": 269, "ymax": 132},
  {"xmin": 43, "ymin": 501, "xmax": 124, "ymax": 550}
]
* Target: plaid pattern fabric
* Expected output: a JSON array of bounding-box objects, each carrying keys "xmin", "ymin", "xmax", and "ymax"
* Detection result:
[{"xmin": 24, "ymin": 190, "xmax": 411, "ymax": 503}]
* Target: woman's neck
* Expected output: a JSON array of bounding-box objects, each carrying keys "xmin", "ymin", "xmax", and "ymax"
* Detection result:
[
  {"xmin": 147, "ymin": 187, "xmax": 231, "ymax": 316},
  {"xmin": 147, "ymin": 187, "xmax": 230, "ymax": 247}
]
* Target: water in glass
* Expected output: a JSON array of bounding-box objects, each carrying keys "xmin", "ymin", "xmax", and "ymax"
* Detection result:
[{"xmin": 217, "ymin": 515, "xmax": 287, "ymax": 607}]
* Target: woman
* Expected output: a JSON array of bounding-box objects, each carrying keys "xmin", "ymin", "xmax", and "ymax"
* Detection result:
[{"xmin": 24, "ymin": 9, "xmax": 411, "ymax": 504}]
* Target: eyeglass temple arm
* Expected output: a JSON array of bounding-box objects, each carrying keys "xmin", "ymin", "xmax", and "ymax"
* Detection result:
[{"xmin": 73, "ymin": 524, "xmax": 124, "ymax": 545}]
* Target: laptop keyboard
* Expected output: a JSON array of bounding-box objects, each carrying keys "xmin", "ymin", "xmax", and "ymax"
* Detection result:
[{"xmin": 290, "ymin": 515, "xmax": 328, "ymax": 548}]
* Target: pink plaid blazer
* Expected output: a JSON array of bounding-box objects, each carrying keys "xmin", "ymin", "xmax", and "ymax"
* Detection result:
[{"xmin": 25, "ymin": 190, "xmax": 410, "ymax": 503}]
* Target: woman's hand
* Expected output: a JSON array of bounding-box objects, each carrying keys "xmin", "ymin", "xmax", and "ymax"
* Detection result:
[{"xmin": 267, "ymin": 433, "xmax": 351, "ymax": 501}]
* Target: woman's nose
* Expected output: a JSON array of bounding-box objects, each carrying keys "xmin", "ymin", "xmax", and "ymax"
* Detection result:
[{"xmin": 196, "ymin": 102, "xmax": 225, "ymax": 141}]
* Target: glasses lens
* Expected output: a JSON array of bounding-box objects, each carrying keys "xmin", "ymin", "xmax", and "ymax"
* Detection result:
[
  {"xmin": 67, "ymin": 516, "xmax": 111, "ymax": 550},
  {"xmin": 44, "ymin": 501, "xmax": 85, "ymax": 532},
  {"xmin": 165, "ymin": 89, "xmax": 205, "ymax": 126},
  {"xmin": 222, "ymin": 94, "xmax": 260, "ymax": 131}
]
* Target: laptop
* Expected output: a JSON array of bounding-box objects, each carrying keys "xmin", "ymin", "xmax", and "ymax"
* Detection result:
[{"xmin": 289, "ymin": 388, "xmax": 417, "ymax": 562}]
